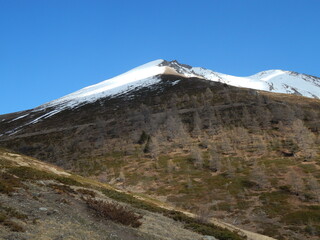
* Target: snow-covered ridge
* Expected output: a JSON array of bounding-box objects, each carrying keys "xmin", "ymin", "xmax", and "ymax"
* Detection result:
[
  {"xmin": 39, "ymin": 59, "xmax": 320, "ymax": 112},
  {"xmin": 13, "ymin": 59, "xmax": 320, "ymax": 126},
  {"xmin": 38, "ymin": 59, "xmax": 201, "ymax": 111},
  {"xmin": 3, "ymin": 59, "xmax": 320, "ymax": 136},
  {"xmin": 170, "ymin": 64, "xmax": 320, "ymax": 99}
]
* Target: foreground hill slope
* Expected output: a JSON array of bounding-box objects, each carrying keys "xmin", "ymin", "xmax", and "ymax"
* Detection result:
[{"xmin": 1, "ymin": 148, "xmax": 258, "ymax": 240}]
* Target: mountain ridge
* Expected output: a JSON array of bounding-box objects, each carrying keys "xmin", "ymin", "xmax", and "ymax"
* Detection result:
[
  {"xmin": 1, "ymin": 59, "xmax": 319, "ymax": 136},
  {"xmin": 32, "ymin": 59, "xmax": 320, "ymax": 114}
]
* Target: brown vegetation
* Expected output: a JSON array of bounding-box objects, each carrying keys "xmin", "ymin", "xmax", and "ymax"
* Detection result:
[{"xmin": 85, "ymin": 197, "xmax": 143, "ymax": 228}]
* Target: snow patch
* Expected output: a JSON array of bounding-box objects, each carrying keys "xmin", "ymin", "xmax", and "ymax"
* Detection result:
[
  {"xmin": 8, "ymin": 114, "xmax": 29, "ymax": 123},
  {"xmin": 171, "ymin": 80, "xmax": 180, "ymax": 86}
]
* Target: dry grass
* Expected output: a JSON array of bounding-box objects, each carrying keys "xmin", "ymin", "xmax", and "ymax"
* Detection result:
[
  {"xmin": 77, "ymin": 188, "xmax": 96, "ymax": 197},
  {"xmin": 0, "ymin": 171, "xmax": 23, "ymax": 194},
  {"xmin": 85, "ymin": 197, "xmax": 143, "ymax": 228}
]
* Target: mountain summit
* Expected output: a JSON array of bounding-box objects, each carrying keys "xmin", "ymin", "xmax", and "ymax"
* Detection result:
[
  {"xmin": 1, "ymin": 59, "xmax": 319, "ymax": 137},
  {"xmin": 40, "ymin": 59, "xmax": 320, "ymax": 111}
]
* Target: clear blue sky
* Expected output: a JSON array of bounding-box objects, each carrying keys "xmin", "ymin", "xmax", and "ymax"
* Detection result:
[{"xmin": 1, "ymin": 0, "xmax": 320, "ymax": 114}]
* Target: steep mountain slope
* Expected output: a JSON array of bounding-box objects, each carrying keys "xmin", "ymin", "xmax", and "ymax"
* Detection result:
[
  {"xmin": 0, "ymin": 60, "xmax": 320, "ymax": 240},
  {"xmin": 1, "ymin": 59, "xmax": 319, "ymax": 137}
]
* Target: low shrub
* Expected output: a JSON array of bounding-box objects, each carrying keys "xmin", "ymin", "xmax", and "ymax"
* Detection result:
[
  {"xmin": 0, "ymin": 212, "xmax": 7, "ymax": 222},
  {"xmin": 0, "ymin": 205, "xmax": 27, "ymax": 232},
  {"xmin": 77, "ymin": 188, "xmax": 96, "ymax": 197},
  {"xmin": 49, "ymin": 184, "xmax": 77, "ymax": 195},
  {"xmin": 85, "ymin": 198, "xmax": 142, "ymax": 228},
  {"xmin": 0, "ymin": 172, "xmax": 23, "ymax": 194},
  {"xmin": 240, "ymin": 179, "xmax": 258, "ymax": 189},
  {"xmin": 2, "ymin": 219, "xmax": 25, "ymax": 232},
  {"xmin": 0, "ymin": 205, "xmax": 27, "ymax": 220},
  {"xmin": 138, "ymin": 131, "xmax": 149, "ymax": 144},
  {"xmin": 305, "ymin": 224, "xmax": 320, "ymax": 236}
]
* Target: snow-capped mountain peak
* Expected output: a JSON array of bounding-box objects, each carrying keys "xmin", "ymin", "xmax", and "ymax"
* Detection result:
[
  {"xmin": 39, "ymin": 59, "xmax": 320, "ymax": 113},
  {"xmin": 28, "ymin": 59, "xmax": 320, "ymax": 122},
  {"xmin": 2, "ymin": 59, "xmax": 319, "ymax": 136},
  {"xmin": 39, "ymin": 59, "xmax": 202, "ymax": 110}
]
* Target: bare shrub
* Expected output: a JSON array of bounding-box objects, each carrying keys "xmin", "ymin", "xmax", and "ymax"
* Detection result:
[
  {"xmin": 287, "ymin": 169, "xmax": 305, "ymax": 197},
  {"xmin": 77, "ymin": 188, "xmax": 96, "ymax": 198},
  {"xmin": 191, "ymin": 147, "xmax": 203, "ymax": 169},
  {"xmin": 196, "ymin": 204, "xmax": 211, "ymax": 223},
  {"xmin": 250, "ymin": 162, "xmax": 270, "ymax": 189},
  {"xmin": 85, "ymin": 198, "xmax": 142, "ymax": 227},
  {"xmin": 2, "ymin": 219, "xmax": 25, "ymax": 232},
  {"xmin": 307, "ymin": 174, "xmax": 320, "ymax": 202}
]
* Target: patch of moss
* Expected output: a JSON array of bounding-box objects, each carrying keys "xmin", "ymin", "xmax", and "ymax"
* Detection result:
[
  {"xmin": 7, "ymin": 166, "xmax": 83, "ymax": 186},
  {"xmin": 8, "ymin": 166, "xmax": 57, "ymax": 180},
  {"xmin": 236, "ymin": 200, "xmax": 252, "ymax": 210},
  {"xmin": 216, "ymin": 202, "xmax": 232, "ymax": 211},
  {"xmin": 57, "ymin": 176, "xmax": 83, "ymax": 186},
  {"xmin": 299, "ymin": 164, "xmax": 319, "ymax": 174},
  {"xmin": 0, "ymin": 158, "xmax": 14, "ymax": 168},
  {"xmin": 0, "ymin": 212, "xmax": 7, "ymax": 222},
  {"xmin": 281, "ymin": 210, "xmax": 320, "ymax": 225},
  {"xmin": 259, "ymin": 191, "xmax": 290, "ymax": 218},
  {"xmin": 185, "ymin": 222, "xmax": 245, "ymax": 240}
]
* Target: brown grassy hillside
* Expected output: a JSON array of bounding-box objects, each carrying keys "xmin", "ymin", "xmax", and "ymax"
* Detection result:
[{"xmin": 1, "ymin": 76, "xmax": 319, "ymax": 239}]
